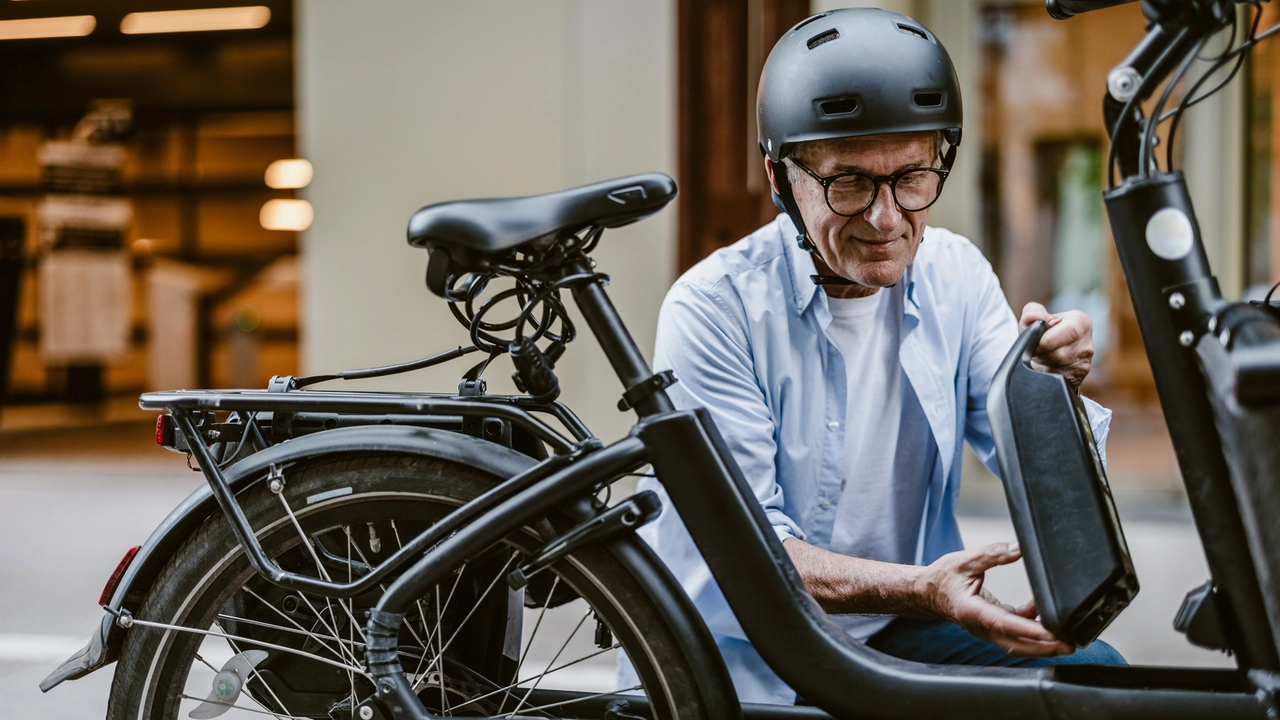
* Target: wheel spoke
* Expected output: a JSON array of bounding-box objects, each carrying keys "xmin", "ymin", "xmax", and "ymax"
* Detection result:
[
  {"xmin": 508, "ymin": 606, "xmax": 590, "ymax": 717},
  {"xmin": 495, "ymin": 685, "xmax": 643, "ymax": 718},
  {"xmin": 179, "ymin": 693, "xmax": 311, "ymax": 719},
  {"xmin": 343, "ymin": 523, "xmax": 432, "ymax": 656},
  {"xmin": 436, "ymin": 587, "xmax": 449, "ymax": 714},
  {"xmin": 419, "ymin": 550, "xmax": 518, "ymax": 680},
  {"xmin": 273, "ymin": 492, "xmax": 369, "ymax": 653},
  {"xmin": 240, "ymin": 587, "xmax": 360, "ymax": 666},
  {"xmin": 345, "ymin": 526, "xmax": 358, "ymax": 714},
  {"xmin": 216, "ymin": 613, "xmax": 363, "ymax": 651},
  {"xmin": 125, "ymin": 614, "xmax": 369, "ymax": 676},
  {"xmin": 447, "ymin": 642, "xmax": 620, "ymax": 714},
  {"xmin": 501, "ymin": 574, "xmax": 559, "ymax": 710},
  {"xmin": 215, "ymin": 625, "xmax": 297, "ymax": 719}
]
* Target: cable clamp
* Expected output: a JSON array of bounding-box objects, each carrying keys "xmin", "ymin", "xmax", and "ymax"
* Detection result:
[{"xmin": 617, "ymin": 370, "xmax": 677, "ymax": 412}]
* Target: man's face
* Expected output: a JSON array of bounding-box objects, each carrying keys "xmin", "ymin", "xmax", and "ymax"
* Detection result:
[{"xmin": 775, "ymin": 132, "xmax": 937, "ymax": 292}]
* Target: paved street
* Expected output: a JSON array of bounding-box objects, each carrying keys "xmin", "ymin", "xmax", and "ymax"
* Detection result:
[{"xmin": 0, "ymin": 422, "xmax": 1235, "ymax": 718}]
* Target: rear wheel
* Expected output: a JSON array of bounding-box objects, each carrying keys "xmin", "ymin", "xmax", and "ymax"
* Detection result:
[{"xmin": 106, "ymin": 453, "xmax": 710, "ymax": 719}]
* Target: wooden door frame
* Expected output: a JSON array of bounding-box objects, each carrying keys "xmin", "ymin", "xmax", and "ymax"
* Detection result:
[{"xmin": 677, "ymin": 0, "xmax": 811, "ymax": 272}]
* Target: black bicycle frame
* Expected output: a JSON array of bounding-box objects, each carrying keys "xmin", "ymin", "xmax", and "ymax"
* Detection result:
[{"xmin": 344, "ymin": 262, "xmax": 1268, "ymax": 719}]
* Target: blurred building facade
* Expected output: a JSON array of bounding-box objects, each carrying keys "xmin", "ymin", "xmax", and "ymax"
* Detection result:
[
  {"xmin": 0, "ymin": 0, "xmax": 1277, "ymax": 467},
  {"xmin": 0, "ymin": 0, "xmax": 299, "ymax": 410}
]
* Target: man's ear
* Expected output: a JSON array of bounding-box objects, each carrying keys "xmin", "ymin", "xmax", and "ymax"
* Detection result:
[{"xmin": 764, "ymin": 159, "xmax": 781, "ymax": 195}]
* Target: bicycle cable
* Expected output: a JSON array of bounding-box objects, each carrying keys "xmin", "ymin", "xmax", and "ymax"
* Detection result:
[
  {"xmin": 1140, "ymin": 31, "xmax": 1210, "ymax": 178},
  {"xmin": 1162, "ymin": 3, "xmax": 1266, "ymax": 170},
  {"xmin": 1106, "ymin": 24, "xmax": 1193, "ymax": 187},
  {"xmin": 1107, "ymin": 4, "xmax": 1279, "ymax": 187}
]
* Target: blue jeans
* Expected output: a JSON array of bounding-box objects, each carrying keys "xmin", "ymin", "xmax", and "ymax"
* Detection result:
[{"xmin": 866, "ymin": 617, "xmax": 1127, "ymax": 667}]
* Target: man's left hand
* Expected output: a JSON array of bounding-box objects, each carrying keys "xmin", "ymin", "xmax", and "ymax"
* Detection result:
[{"xmin": 1019, "ymin": 303, "xmax": 1094, "ymax": 391}]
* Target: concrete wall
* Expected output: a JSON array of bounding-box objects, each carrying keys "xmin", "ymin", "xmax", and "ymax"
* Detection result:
[{"xmin": 297, "ymin": 1, "xmax": 676, "ymax": 442}]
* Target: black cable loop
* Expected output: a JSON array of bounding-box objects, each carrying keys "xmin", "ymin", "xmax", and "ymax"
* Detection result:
[{"xmin": 440, "ymin": 226, "xmax": 609, "ymax": 379}]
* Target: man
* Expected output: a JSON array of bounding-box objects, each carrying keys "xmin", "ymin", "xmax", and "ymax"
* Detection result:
[{"xmin": 628, "ymin": 8, "xmax": 1124, "ymax": 705}]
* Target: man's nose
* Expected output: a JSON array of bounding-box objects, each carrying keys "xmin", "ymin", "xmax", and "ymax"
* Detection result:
[{"xmin": 862, "ymin": 183, "xmax": 902, "ymax": 233}]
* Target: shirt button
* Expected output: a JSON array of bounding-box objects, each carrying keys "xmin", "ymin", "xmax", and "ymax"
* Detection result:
[
  {"xmin": 820, "ymin": 499, "xmax": 832, "ymax": 510},
  {"xmin": 827, "ymin": 421, "xmax": 840, "ymax": 431}
]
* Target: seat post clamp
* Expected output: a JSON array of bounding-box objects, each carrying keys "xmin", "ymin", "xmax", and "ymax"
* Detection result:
[{"xmin": 617, "ymin": 370, "xmax": 677, "ymax": 412}]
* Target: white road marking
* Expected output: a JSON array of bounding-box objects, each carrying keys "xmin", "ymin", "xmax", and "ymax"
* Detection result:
[{"xmin": 0, "ymin": 634, "xmax": 86, "ymax": 662}]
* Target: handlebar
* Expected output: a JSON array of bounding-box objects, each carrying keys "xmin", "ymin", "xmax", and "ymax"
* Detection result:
[{"xmin": 1046, "ymin": 0, "xmax": 1137, "ymax": 20}]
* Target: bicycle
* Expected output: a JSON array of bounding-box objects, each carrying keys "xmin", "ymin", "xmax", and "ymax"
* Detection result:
[{"xmin": 39, "ymin": 0, "xmax": 1280, "ymax": 718}]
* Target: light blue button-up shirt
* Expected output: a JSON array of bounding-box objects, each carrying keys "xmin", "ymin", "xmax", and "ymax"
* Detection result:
[{"xmin": 631, "ymin": 215, "xmax": 1111, "ymax": 705}]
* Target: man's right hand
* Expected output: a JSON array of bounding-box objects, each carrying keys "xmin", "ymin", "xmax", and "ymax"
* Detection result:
[{"xmin": 913, "ymin": 542, "xmax": 1075, "ymax": 657}]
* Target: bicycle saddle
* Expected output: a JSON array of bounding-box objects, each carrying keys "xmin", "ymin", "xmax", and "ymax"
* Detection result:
[{"xmin": 406, "ymin": 172, "xmax": 677, "ymax": 254}]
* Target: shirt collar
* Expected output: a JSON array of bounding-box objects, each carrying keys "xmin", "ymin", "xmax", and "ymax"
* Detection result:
[
  {"xmin": 779, "ymin": 214, "xmax": 823, "ymax": 314},
  {"xmin": 778, "ymin": 213, "xmax": 923, "ymax": 318}
]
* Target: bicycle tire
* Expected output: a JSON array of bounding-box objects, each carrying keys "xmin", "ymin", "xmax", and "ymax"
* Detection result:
[{"xmin": 105, "ymin": 452, "xmax": 711, "ymax": 719}]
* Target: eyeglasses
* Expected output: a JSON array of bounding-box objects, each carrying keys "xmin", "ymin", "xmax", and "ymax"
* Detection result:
[{"xmin": 787, "ymin": 158, "xmax": 949, "ymax": 217}]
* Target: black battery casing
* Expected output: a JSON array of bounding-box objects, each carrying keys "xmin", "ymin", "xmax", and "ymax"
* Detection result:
[{"xmin": 987, "ymin": 321, "xmax": 1139, "ymax": 647}]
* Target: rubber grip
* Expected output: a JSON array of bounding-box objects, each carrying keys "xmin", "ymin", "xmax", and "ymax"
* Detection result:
[{"xmin": 1046, "ymin": 0, "xmax": 1137, "ymax": 20}]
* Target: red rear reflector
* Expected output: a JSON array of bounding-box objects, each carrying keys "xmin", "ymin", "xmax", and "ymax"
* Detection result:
[
  {"xmin": 99, "ymin": 546, "xmax": 141, "ymax": 607},
  {"xmin": 156, "ymin": 415, "xmax": 173, "ymax": 446}
]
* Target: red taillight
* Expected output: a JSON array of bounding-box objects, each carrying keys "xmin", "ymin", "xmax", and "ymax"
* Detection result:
[
  {"xmin": 99, "ymin": 546, "xmax": 141, "ymax": 607},
  {"xmin": 156, "ymin": 415, "xmax": 174, "ymax": 447}
]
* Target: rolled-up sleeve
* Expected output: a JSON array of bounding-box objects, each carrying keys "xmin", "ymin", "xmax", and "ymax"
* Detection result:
[
  {"xmin": 637, "ymin": 280, "xmax": 803, "ymax": 641},
  {"xmin": 653, "ymin": 281, "xmax": 805, "ymax": 542}
]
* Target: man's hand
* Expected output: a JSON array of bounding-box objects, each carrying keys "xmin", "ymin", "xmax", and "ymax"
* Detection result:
[
  {"xmin": 914, "ymin": 542, "xmax": 1074, "ymax": 657},
  {"xmin": 1020, "ymin": 302, "xmax": 1094, "ymax": 390}
]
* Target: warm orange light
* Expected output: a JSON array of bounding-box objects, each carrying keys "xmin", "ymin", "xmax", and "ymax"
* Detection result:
[
  {"xmin": 120, "ymin": 6, "xmax": 270, "ymax": 35},
  {"xmin": 260, "ymin": 199, "xmax": 313, "ymax": 232},
  {"xmin": 0, "ymin": 15, "xmax": 95, "ymax": 41},
  {"xmin": 264, "ymin": 159, "xmax": 313, "ymax": 190}
]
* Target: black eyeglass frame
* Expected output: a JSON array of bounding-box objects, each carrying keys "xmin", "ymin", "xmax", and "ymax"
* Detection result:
[{"xmin": 786, "ymin": 158, "xmax": 950, "ymax": 217}]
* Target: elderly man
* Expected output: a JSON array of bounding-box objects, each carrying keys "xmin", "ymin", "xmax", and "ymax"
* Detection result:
[{"xmin": 628, "ymin": 8, "xmax": 1124, "ymax": 705}]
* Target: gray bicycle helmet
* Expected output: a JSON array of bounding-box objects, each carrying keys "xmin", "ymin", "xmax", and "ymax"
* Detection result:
[{"xmin": 757, "ymin": 8, "xmax": 963, "ymax": 279}]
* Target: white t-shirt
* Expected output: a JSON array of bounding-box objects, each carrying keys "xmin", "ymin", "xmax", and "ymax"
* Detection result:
[{"xmin": 824, "ymin": 287, "xmax": 936, "ymax": 640}]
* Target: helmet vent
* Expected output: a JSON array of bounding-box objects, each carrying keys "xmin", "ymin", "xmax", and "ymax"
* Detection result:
[
  {"xmin": 914, "ymin": 92, "xmax": 943, "ymax": 107},
  {"xmin": 820, "ymin": 98, "xmax": 859, "ymax": 116},
  {"xmin": 807, "ymin": 29, "xmax": 839, "ymax": 50},
  {"xmin": 897, "ymin": 23, "xmax": 928, "ymax": 40}
]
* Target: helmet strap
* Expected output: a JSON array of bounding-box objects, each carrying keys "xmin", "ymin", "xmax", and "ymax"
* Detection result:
[
  {"xmin": 768, "ymin": 159, "xmax": 856, "ymax": 287},
  {"xmin": 941, "ymin": 127, "xmax": 962, "ymax": 170}
]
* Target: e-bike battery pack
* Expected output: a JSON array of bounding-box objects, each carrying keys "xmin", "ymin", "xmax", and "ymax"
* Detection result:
[{"xmin": 987, "ymin": 321, "xmax": 1139, "ymax": 647}]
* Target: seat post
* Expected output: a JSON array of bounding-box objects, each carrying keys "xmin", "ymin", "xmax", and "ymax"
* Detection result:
[{"xmin": 567, "ymin": 261, "xmax": 674, "ymax": 417}]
